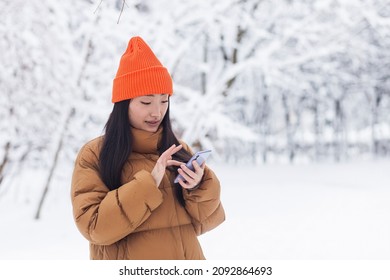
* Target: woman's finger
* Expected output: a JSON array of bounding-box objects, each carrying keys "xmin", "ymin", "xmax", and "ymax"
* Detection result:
[
  {"xmin": 177, "ymin": 178, "xmax": 188, "ymax": 189},
  {"xmin": 183, "ymin": 161, "xmax": 204, "ymax": 187},
  {"xmin": 178, "ymin": 177, "xmax": 194, "ymax": 189},
  {"xmin": 164, "ymin": 144, "xmax": 176, "ymax": 155},
  {"xmin": 180, "ymin": 164, "xmax": 196, "ymax": 178},
  {"xmin": 166, "ymin": 160, "xmax": 183, "ymax": 167},
  {"xmin": 192, "ymin": 160, "xmax": 205, "ymax": 173},
  {"xmin": 169, "ymin": 144, "xmax": 183, "ymax": 155},
  {"xmin": 178, "ymin": 166, "xmax": 195, "ymax": 183},
  {"xmin": 179, "ymin": 178, "xmax": 199, "ymax": 190},
  {"xmin": 160, "ymin": 144, "xmax": 182, "ymax": 162}
]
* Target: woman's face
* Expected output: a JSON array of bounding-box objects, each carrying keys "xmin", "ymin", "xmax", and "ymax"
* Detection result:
[{"xmin": 128, "ymin": 94, "xmax": 169, "ymax": 132}]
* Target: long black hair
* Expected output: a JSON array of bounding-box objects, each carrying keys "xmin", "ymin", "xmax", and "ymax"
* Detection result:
[{"xmin": 99, "ymin": 98, "xmax": 191, "ymax": 206}]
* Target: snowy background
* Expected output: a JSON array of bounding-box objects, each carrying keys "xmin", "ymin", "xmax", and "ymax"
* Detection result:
[
  {"xmin": 1, "ymin": 160, "xmax": 390, "ymax": 260},
  {"xmin": 0, "ymin": 0, "xmax": 389, "ymax": 260}
]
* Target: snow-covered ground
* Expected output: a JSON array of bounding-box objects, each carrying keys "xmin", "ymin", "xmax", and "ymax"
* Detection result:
[{"xmin": 0, "ymin": 160, "xmax": 389, "ymax": 260}]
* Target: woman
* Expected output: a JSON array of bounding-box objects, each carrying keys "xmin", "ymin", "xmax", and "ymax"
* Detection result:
[{"xmin": 71, "ymin": 36, "xmax": 225, "ymax": 260}]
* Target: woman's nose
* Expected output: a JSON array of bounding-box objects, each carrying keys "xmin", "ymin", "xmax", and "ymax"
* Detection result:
[{"xmin": 150, "ymin": 104, "xmax": 162, "ymax": 117}]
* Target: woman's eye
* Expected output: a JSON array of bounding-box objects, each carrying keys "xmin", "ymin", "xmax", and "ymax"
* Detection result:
[
  {"xmin": 141, "ymin": 102, "xmax": 151, "ymax": 105},
  {"xmin": 162, "ymin": 100, "xmax": 169, "ymax": 104}
]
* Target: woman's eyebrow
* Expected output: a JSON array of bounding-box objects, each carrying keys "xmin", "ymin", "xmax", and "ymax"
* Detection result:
[{"xmin": 144, "ymin": 94, "xmax": 168, "ymax": 97}]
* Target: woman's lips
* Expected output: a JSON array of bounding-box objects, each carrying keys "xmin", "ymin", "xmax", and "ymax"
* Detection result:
[{"xmin": 146, "ymin": 120, "xmax": 160, "ymax": 127}]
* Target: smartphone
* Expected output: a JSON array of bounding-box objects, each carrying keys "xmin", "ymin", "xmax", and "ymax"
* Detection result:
[{"xmin": 174, "ymin": 149, "xmax": 212, "ymax": 183}]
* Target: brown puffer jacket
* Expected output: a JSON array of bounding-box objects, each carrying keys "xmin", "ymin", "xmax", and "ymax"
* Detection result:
[{"xmin": 71, "ymin": 127, "xmax": 225, "ymax": 259}]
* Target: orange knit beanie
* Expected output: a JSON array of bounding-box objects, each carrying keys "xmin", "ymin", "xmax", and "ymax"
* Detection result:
[{"xmin": 112, "ymin": 36, "xmax": 173, "ymax": 103}]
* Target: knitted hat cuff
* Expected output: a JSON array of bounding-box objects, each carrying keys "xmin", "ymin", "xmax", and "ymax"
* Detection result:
[{"xmin": 112, "ymin": 66, "xmax": 173, "ymax": 103}]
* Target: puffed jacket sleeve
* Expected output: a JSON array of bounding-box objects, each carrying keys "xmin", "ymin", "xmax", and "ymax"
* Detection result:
[
  {"xmin": 181, "ymin": 144, "xmax": 225, "ymax": 235},
  {"xmin": 71, "ymin": 142, "xmax": 163, "ymax": 246}
]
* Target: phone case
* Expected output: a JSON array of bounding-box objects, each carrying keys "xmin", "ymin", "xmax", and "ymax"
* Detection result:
[{"xmin": 174, "ymin": 150, "xmax": 212, "ymax": 183}]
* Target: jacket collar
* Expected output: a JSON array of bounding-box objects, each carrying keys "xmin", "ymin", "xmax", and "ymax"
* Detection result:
[{"xmin": 131, "ymin": 126, "xmax": 162, "ymax": 155}]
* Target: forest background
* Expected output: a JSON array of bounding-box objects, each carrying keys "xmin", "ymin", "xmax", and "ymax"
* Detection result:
[{"xmin": 0, "ymin": 0, "xmax": 389, "ymax": 260}]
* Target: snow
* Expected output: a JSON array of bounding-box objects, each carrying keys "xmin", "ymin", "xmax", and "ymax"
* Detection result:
[
  {"xmin": 202, "ymin": 160, "xmax": 390, "ymax": 259},
  {"xmin": 1, "ymin": 0, "xmax": 390, "ymax": 264},
  {"xmin": 0, "ymin": 160, "xmax": 389, "ymax": 260}
]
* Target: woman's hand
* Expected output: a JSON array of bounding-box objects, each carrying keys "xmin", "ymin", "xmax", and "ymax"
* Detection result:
[
  {"xmin": 175, "ymin": 160, "xmax": 205, "ymax": 190},
  {"xmin": 151, "ymin": 144, "xmax": 182, "ymax": 187}
]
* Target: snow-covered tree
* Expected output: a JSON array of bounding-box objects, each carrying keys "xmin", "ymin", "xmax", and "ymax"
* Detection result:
[{"xmin": 0, "ymin": 0, "xmax": 389, "ymax": 217}]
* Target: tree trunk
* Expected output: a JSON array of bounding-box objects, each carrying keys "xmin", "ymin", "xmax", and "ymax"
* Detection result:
[
  {"xmin": 201, "ymin": 33, "xmax": 208, "ymax": 95},
  {"xmin": 34, "ymin": 13, "xmax": 100, "ymax": 219},
  {"xmin": 0, "ymin": 142, "xmax": 11, "ymax": 186},
  {"xmin": 35, "ymin": 108, "xmax": 75, "ymax": 219},
  {"xmin": 282, "ymin": 92, "xmax": 295, "ymax": 163},
  {"xmin": 372, "ymin": 89, "xmax": 382, "ymax": 156},
  {"xmin": 313, "ymin": 97, "xmax": 320, "ymax": 161}
]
